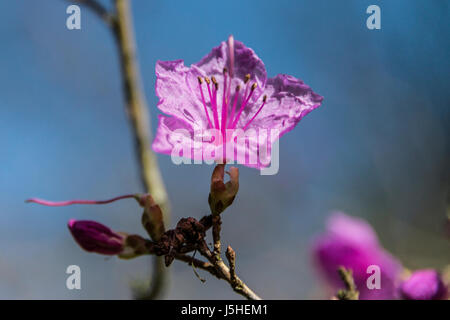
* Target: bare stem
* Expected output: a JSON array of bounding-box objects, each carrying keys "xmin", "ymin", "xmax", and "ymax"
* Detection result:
[
  {"xmin": 68, "ymin": 0, "xmax": 169, "ymax": 299},
  {"xmin": 225, "ymin": 246, "xmax": 237, "ymax": 283},
  {"xmin": 111, "ymin": 0, "xmax": 170, "ymax": 300},
  {"xmin": 70, "ymin": 0, "xmax": 116, "ymax": 27},
  {"xmin": 199, "ymin": 241, "xmax": 262, "ymax": 300},
  {"xmin": 212, "ymin": 215, "xmax": 222, "ymax": 260},
  {"xmin": 174, "ymin": 253, "xmax": 219, "ymax": 277}
]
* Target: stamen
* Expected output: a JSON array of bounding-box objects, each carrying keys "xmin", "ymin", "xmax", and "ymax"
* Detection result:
[
  {"xmin": 211, "ymin": 78, "xmax": 220, "ymax": 129},
  {"xmin": 211, "ymin": 76, "xmax": 219, "ymax": 90},
  {"xmin": 198, "ymin": 76, "xmax": 213, "ymax": 129},
  {"xmin": 243, "ymin": 95, "xmax": 267, "ymax": 130},
  {"xmin": 231, "ymin": 82, "xmax": 258, "ymax": 128},
  {"xmin": 244, "ymin": 74, "xmax": 251, "ymax": 84},
  {"xmin": 227, "ymin": 85, "xmax": 240, "ymax": 128},
  {"xmin": 194, "ymin": 67, "xmax": 261, "ymax": 134},
  {"xmin": 205, "ymin": 77, "xmax": 220, "ymax": 128}
]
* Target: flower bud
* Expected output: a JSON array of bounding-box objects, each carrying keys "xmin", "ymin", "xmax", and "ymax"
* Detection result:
[
  {"xmin": 208, "ymin": 164, "xmax": 239, "ymax": 215},
  {"xmin": 400, "ymin": 269, "xmax": 448, "ymax": 300},
  {"xmin": 68, "ymin": 219, "xmax": 151, "ymax": 259},
  {"xmin": 68, "ymin": 219, "xmax": 125, "ymax": 255}
]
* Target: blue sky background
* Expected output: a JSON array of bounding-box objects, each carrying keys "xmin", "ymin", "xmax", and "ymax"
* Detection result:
[{"xmin": 0, "ymin": 0, "xmax": 449, "ymax": 299}]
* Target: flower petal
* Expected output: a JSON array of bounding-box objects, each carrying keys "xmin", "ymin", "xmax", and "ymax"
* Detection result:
[
  {"xmin": 152, "ymin": 115, "xmax": 223, "ymax": 163},
  {"xmin": 326, "ymin": 211, "xmax": 379, "ymax": 248},
  {"xmin": 239, "ymin": 74, "xmax": 323, "ymax": 140},
  {"xmin": 152, "ymin": 114, "xmax": 194, "ymax": 157},
  {"xmin": 195, "ymin": 40, "xmax": 267, "ymax": 94},
  {"xmin": 155, "ymin": 60, "xmax": 209, "ymax": 129}
]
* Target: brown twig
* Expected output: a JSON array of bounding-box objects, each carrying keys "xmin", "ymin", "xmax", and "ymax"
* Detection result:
[
  {"xmin": 133, "ymin": 215, "xmax": 261, "ymax": 300},
  {"xmin": 212, "ymin": 215, "xmax": 222, "ymax": 260},
  {"xmin": 198, "ymin": 240, "xmax": 261, "ymax": 300},
  {"xmin": 225, "ymin": 246, "xmax": 237, "ymax": 283},
  {"xmin": 202, "ymin": 165, "xmax": 260, "ymax": 299},
  {"xmin": 175, "ymin": 253, "xmax": 219, "ymax": 280}
]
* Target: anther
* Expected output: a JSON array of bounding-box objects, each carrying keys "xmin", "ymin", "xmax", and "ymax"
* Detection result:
[
  {"xmin": 197, "ymin": 76, "xmax": 203, "ymax": 84},
  {"xmin": 244, "ymin": 74, "xmax": 251, "ymax": 84},
  {"xmin": 235, "ymin": 85, "xmax": 241, "ymax": 92},
  {"xmin": 251, "ymin": 83, "xmax": 257, "ymax": 91},
  {"xmin": 223, "ymin": 67, "xmax": 228, "ymax": 75},
  {"xmin": 242, "ymin": 94, "xmax": 269, "ymax": 130},
  {"xmin": 204, "ymin": 77, "xmax": 211, "ymax": 84},
  {"xmin": 211, "ymin": 76, "xmax": 219, "ymax": 90}
]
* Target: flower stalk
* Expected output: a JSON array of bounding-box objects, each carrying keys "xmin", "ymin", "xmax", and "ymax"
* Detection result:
[{"xmin": 67, "ymin": 0, "xmax": 170, "ymax": 299}]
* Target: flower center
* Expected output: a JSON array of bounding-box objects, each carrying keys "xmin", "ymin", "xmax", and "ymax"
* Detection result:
[{"xmin": 197, "ymin": 70, "xmax": 267, "ymax": 135}]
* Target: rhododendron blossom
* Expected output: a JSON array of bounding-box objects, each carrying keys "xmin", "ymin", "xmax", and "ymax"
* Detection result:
[
  {"xmin": 312, "ymin": 212, "xmax": 403, "ymax": 300},
  {"xmin": 152, "ymin": 36, "xmax": 323, "ymax": 170}
]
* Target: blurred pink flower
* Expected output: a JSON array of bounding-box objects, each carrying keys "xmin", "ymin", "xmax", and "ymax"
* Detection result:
[
  {"xmin": 311, "ymin": 212, "xmax": 403, "ymax": 299},
  {"xmin": 400, "ymin": 269, "xmax": 448, "ymax": 300}
]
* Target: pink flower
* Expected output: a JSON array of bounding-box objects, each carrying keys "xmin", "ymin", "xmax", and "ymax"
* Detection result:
[
  {"xmin": 152, "ymin": 36, "xmax": 323, "ymax": 168},
  {"xmin": 312, "ymin": 212, "xmax": 403, "ymax": 299},
  {"xmin": 400, "ymin": 269, "xmax": 448, "ymax": 300}
]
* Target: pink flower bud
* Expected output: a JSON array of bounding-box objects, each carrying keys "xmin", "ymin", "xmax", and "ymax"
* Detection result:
[
  {"xmin": 400, "ymin": 269, "xmax": 448, "ymax": 300},
  {"xmin": 68, "ymin": 219, "xmax": 125, "ymax": 255}
]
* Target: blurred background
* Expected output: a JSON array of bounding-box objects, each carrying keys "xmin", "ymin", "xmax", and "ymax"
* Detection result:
[{"xmin": 0, "ymin": 0, "xmax": 449, "ymax": 299}]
